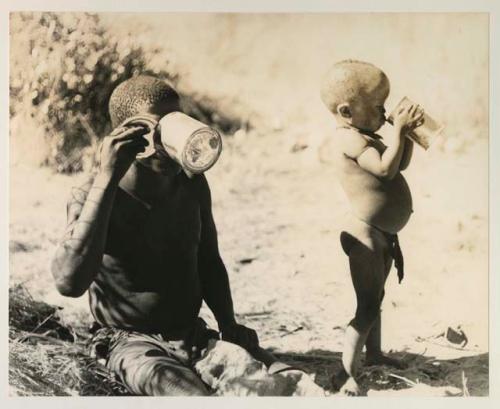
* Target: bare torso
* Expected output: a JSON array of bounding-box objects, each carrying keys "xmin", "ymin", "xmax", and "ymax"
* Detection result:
[
  {"xmin": 87, "ymin": 174, "xmax": 204, "ymax": 333},
  {"xmin": 334, "ymin": 129, "xmax": 413, "ymax": 234}
]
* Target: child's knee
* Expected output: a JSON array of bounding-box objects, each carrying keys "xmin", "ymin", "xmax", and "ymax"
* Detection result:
[{"xmin": 351, "ymin": 301, "xmax": 381, "ymax": 332}]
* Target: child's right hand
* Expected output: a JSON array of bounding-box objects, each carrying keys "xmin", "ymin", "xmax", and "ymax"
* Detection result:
[
  {"xmin": 98, "ymin": 125, "xmax": 149, "ymax": 181},
  {"xmin": 393, "ymin": 103, "xmax": 424, "ymax": 133}
]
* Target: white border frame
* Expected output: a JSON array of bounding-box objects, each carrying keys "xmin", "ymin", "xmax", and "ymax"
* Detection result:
[{"xmin": 1, "ymin": 1, "xmax": 498, "ymax": 408}]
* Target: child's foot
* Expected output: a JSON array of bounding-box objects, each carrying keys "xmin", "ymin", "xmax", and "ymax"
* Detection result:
[
  {"xmin": 339, "ymin": 376, "xmax": 363, "ymax": 396},
  {"xmin": 365, "ymin": 353, "xmax": 407, "ymax": 369},
  {"xmin": 331, "ymin": 367, "xmax": 349, "ymax": 391}
]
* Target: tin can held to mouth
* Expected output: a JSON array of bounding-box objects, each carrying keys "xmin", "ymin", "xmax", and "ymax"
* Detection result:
[
  {"xmin": 387, "ymin": 96, "xmax": 444, "ymax": 150},
  {"xmin": 158, "ymin": 112, "xmax": 223, "ymax": 175},
  {"xmin": 120, "ymin": 112, "xmax": 223, "ymax": 175}
]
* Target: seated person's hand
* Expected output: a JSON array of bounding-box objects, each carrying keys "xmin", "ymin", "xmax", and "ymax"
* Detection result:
[
  {"xmin": 99, "ymin": 125, "xmax": 149, "ymax": 181},
  {"xmin": 220, "ymin": 323, "xmax": 259, "ymax": 351}
]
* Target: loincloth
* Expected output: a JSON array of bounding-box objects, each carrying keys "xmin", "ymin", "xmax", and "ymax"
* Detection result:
[
  {"xmin": 341, "ymin": 215, "xmax": 405, "ymax": 283},
  {"xmin": 384, "ymin": 230, "xmax": 404, "ymax": 283}
]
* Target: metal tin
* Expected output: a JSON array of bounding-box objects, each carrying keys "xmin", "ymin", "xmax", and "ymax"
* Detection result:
[
  {"xmin": 387, "ymin": 96, "xmax": 444, "ymax": 150},
  {"xmin": 158, "ymin": 112, "xmax": 222, "ymax": 174}
]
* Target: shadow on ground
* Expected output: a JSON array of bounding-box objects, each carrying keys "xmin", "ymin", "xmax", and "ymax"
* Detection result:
[{"xmin": 270, "ymin": 349, "xmax": 488, "ymax": 396}]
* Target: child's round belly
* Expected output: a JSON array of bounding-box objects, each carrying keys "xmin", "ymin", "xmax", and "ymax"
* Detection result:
[{"xmin": 345, "ymin": 173, "xmax": 413, "ymax": 234}]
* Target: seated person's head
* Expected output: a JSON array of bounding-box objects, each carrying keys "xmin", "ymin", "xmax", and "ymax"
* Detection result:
[
  {"xmin": 321, "ymin": 60, "xmax": 390, "ymax": 132},
  {"xmin": 108, "ymin": 75, "xmax": 181, "ymax": 174},
  {"xmin": 109, "ymin": 75, "xmax": 180, "ymax": 128}
]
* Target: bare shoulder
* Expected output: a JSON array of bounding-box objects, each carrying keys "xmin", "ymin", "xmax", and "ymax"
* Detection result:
[
  {"xmin": 192, "ymin": 173, "xmax": 212, "ymax": 204},
  {"xmin": 191, "ymin": 174, "xmax": 215, "ymax": 224},
  {"xmin": 335, "ymin": 128, "xmax": 370, "ymax": 160}
]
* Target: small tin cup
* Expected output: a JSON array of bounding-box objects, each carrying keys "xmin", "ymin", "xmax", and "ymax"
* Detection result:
[
  {"xmin": 120, "ymin": 112, "xmax": 223, "ymax": 175},
  {"xmin": 387, "ymin": 96, "xmax": 444, "ymax": 150},
  {"xmin": 158, "ymin": 112, "xmax": 222, "ymax": 174}
]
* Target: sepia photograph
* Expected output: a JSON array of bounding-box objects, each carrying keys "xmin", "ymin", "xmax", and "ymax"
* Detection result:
[{"xmin": 5, "ymin": 4, "xmax": 493, "ymax": 401}]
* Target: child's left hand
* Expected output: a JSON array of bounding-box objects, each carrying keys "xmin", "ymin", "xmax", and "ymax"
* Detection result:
[
  {"xmin": 394, "ymin": 103, "xmax": 425, "ymax": 132},
  {"xmin": 220, "ymin": 323, "xmax": 259, "ymax": 350}
]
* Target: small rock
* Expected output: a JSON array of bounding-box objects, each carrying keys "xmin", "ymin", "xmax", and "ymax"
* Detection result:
[
  {"xmin": 446, "ymin": 326, "xmax": 468, "ymax": 347},
  {"xmin": 238, "ymin": 257, "xmax": 256, "ymax": 265},
  {"xmin": 290, "ymin": 142, "xmax": 308, "ymax": 153}
]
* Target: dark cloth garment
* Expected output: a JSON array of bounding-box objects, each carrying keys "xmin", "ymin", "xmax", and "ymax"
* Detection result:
[
  {"xmin": 340, "ymin": 217, "xmax": 405, "ymax": 284},
  {"xmin": 389, "ymin": 233, "xmax": 404, "ymax": 283},
  {"xmin": 367, "ymin": 224, "xmax": 404, "ymax": 283},
  {"xmin": 364, "ymin": 225, "xmax": 405, "ymax": 284},
  {"xmin": 88, "ymin": 318, "xmax": 219, "ymax": 396}
]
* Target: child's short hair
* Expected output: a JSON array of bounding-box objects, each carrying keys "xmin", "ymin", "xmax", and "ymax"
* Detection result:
[
  {"xmin": 320, "ymin": 59, "xmax": 389, "ymax": 113},
  {"xmin": 109, "ymin": 75, "xmax": 179, "ymax": 127}
]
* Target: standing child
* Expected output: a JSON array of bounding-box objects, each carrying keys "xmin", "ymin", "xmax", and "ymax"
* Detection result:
[{"xmin": 320, "ymin": 60, "xmax": 424, "ymax": 396}]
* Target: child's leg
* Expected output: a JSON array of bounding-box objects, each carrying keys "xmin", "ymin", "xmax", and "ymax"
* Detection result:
[
  {"xmin": 365, "ymin": 313, "xmax": 382, "ymax": 359},
  {"xmin": 364, "ymin": 257, "xmax": 407, "ymax": 369},
  {"xmin": 338, "ymin": 238, "xmax": 386, "ymax": 396}
]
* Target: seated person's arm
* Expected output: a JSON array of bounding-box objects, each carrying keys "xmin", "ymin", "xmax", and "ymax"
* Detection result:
[
  {"xmin": 51, "ymin": 173, "xmax": 118, "ymax": 297},
  {"xmin": 51, "ymin": 126, "xmax": 148, "ymax": 297},
  {"xmin": 197, "ymin": 176, "xmax": 259, "ymax": 350}
]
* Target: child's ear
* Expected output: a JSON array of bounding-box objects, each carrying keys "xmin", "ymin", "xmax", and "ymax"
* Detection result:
[{"xmin": 337, "ymin": 103, "xmax": 351, "ymax": 119}]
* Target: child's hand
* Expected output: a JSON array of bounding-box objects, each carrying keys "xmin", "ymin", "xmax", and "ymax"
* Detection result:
[
  {"xmin": 220, "ymin": 323, "xmax": 259, "ymax": 351},
  {"xmin": 98, "ymin": 125, "xmax": 149, "ymax": 181},
  {"xmin": 393, "ymin": 103, "xmax": 424, "ymax": 133}
]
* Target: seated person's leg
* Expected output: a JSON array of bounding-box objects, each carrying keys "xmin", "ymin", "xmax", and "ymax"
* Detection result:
[{"xmin": 107, "ymin": 336, "xmax": 210, "ymax": 396}]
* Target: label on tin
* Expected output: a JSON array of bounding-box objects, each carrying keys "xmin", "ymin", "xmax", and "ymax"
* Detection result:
[{"xmin": 183, "ymin": 128, "xmax": 222, "ymax": 172}]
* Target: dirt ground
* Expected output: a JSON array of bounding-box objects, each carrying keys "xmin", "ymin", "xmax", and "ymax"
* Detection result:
[
  {"xmin": 8, "ymin": 13, "xmax": 489, "ymax": 396},
  {"xmin": 9, "ymin": 132, "xmax": 489, "ymax": 396}
]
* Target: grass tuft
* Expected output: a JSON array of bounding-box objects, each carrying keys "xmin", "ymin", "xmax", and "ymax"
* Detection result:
[{"xmin": 9, "ymin": 284, "xmax": 129, "ymax": 396}]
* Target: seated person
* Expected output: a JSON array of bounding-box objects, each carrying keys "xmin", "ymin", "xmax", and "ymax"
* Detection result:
[{"xmin": 51, "ymin": 75, "xmax": 273, "ymax": 396}]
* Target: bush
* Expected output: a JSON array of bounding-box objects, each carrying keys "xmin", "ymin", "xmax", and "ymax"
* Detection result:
[
  {"xmin": 10, "ymin": 12, "xmax": 175, "ymax": 173},
  {"xmin": 10, "ymin": 12, "xmax": 244, "ymax": 173}
]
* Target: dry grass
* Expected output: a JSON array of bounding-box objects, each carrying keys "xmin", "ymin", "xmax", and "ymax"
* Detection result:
[{"xmin": 9, "ymin": 284, "xmax": 128, "ymax": 396}]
